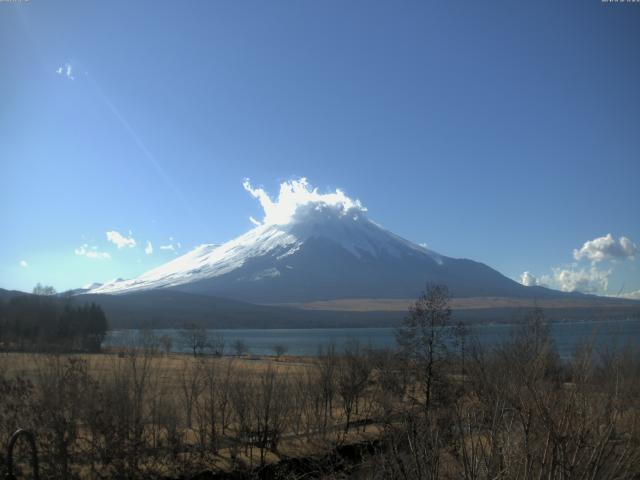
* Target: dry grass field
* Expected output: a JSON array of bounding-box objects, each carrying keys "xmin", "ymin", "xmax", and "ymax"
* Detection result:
[
  {"xmin": 1, "ymin": 315, "xmax": 640, "ymax": 479},
  {"xmin": 0, "ymin": 347, "xmax": 388, "ymax": 479},
  {"xmin": 0, "ymin": 351, "xmax": 314, "ymax": 387}
]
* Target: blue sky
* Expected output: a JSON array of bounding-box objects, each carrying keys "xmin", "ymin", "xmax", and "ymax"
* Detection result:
[{"xmin": 1, "ymin": 0, "xmax": 639, "ymax": 296}]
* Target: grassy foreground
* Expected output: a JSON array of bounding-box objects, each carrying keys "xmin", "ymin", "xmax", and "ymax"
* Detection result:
[
  {"xmin": 0, "ymin": 347, "xmax": 386, "ymax": 479},
  {"xmin": 1, "ymin": 318, "xmax": 640, "ymax": 479}
]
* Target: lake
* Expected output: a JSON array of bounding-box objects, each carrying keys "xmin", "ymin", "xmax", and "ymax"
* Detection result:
[{"xmin": 104, "ymin": 317, "xmax": 640, "ymax": 360}]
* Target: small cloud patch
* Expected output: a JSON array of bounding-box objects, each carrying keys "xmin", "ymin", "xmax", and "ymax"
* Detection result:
[
  {"xmin": 616, "ymin": 289, "xmax": 640, "ymax": 300},
  {"xmin": 573, "ymin": 233, "xmax": 638, "ymax": 263},
  {"xmin": 520, "ymin": 271, "xmax": 538, "ymax": 286},
  {"xmin": 106, "ymin": 230, "xmax": 137, "ymax": 249},
  {"xmin": 160, "ymin": 239, "xmax": 181, "ymax": 252},
  {"xmin": 56, "ymin": 62, "xmax": 75, "ymax": 80},
  {"xmin": 75, "ymin": 244, "xmax": 111, "ymax": 259}
]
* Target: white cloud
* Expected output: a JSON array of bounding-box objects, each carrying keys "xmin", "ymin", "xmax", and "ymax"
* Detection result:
[
  {"xmin": 523, "ymin": 232, "xmax": 638, "ymax": 296},
  {"xmin": 159, "ymin": 239, "xmax": 180, "ymax": 252},
  {"xmin": 615, "ymin": 289, "xmax": 640, "ymax": 300},
  {"xmin": 19, "ymin": 260, "xmax": 28, "ymax": 268},
  {"xmin": 520, "ymin": 271, "xmax": 538, "ymax": 286},
  {"xmin": 543, "ymin": 266, "xmax": 612, "ymax": 294},
  {"xmin": 243, "ymin": 177, "xmax": 366, "ymax": 226},
  {"xmin": 145, "ymin": 241, "xmax": 153, "ymax": 255},
  {"xmin": 573, "ymin": 233, "xmax": 638, "ymax": 263},
  {"xmin": 56, "ymin": 62, "xmax": 75, "ymax": 80},
  {"xmin": 75, "ymin": 244, "xmax": 111, "ymax": 259},
  {"xmin": 249, "ymin": 216, "xmax": 262, "ymax": 227},
  {"xmin": 106, "ymin": 230, "xmax": 137, "ymax": 249}
]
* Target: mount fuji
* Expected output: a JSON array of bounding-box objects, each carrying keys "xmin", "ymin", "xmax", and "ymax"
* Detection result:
[
  {"xmin": 89, "ymin": 198, "xmax": 551, "ymax": 304},
  {"xmin": 74, "ymin": 179, "xmax": 639, "ymax": 327}
]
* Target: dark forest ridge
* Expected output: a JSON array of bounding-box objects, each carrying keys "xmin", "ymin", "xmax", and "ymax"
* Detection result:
[{"xmin": 2, "ymin": 287, "xmax": 639, "ymax": 330}]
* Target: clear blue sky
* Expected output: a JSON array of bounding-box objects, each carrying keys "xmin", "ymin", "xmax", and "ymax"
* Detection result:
[{"xmin": 1, "ymin": 0, "xmax": 639, "ymax": 296}]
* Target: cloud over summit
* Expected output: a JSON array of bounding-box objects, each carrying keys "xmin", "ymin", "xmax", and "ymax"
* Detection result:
[{"xmin": 243, "ymin": 177, "xmax": 366, "ymax": 226}]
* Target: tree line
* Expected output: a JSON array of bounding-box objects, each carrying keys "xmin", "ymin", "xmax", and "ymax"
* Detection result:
[{"xmin": 0, "ymin": 284, "xmax": 108, "ymax": 352}]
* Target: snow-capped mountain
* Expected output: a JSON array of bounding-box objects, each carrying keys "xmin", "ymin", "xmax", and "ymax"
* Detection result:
[{"xmin": 88, "ymin": 200, "xmax": 540, "ymax": 303}]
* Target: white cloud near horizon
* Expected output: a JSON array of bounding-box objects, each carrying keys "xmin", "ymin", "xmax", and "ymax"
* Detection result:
[
  {"xmin": 56, "ymin": 62, "xmax": 75, "ymax": 80},
  {"xmin": 75, "ymin": 244, "xmax": 111, "ymax": 259},
  {"xmin": 19, "ymin": 260, "xmax": 28, "ymax": 268},
  {"xmin": 520, "ymin": 265, "xmax": 612, "ymax": 294},
  {"xmin": 615, "ymin": 289, "xmax": 640, "ymax": 300},
  {"xmin": 145, "ymin": 241, "xmax": 153, "ymax": 255},
  {"xmin": 573, "ymin": 233, "xmax": 638, "ymax": 263},
  {"xmin": 523, "ymin": 233, "xmax": 638, "ymax": 295},
  {"xmin": 545, "ymin": 266, "xmax": 612, "ymax": 294},
  {"xmin": 520, "ymin": 271, "xmax": 538, "ymax": 286},
  {"xmin": 243, "ymin": 177, "xmax": 366, "ymax": 226},
  {"xmin": 106, "ymin": 230, "xmax": 136, "ymax": 249}
]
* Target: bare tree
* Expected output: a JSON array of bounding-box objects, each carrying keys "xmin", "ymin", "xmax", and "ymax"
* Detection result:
[
  {"xmin": 210, "ymin": 333, "xmax": 225, "ymax": 356},
  {"xmin": 32, "ymin": 283, "xmax": 57, "ymax": 296},
  {"xmin": 180, "ymin": 358, "xmax": 204, "ymax": 429},
  {"xmin": 180, "ymin": 323, "xmax": 210, "ymax": 357},
  {"xmin": 232, "ymin": 339, "xmax": 249, "ymax": 357},
  {"xmin": 337, "ymin": 340, "xmax": 371, "ymax": 433},
  {"xmin": 272, "ymin": 344, "xmax": 288, "ymax": 359},
  {"xmin": 317, "ymin": 343, "xmax": 338, "ymax": 435},
  {"xmin": 252, "ymin": 367, "xmax": 292, "ymax": 464},
  {"xmin": 159, "ymin": 334, "xmax": 173, "ymax": 356},
  {"xmin": 396, "ymin": 284, "xmax": 451, "ymax": 412}
]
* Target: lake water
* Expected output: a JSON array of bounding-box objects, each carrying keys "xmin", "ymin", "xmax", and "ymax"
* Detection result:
[{"xmin": 104, "ymin": 318, "xmax": 640, "ymax": 360}]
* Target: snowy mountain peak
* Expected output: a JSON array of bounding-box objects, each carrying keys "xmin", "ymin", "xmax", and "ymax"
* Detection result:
[
  {"xmin": 86, "ymin": 178, "xmax": 531, "ymax": 303},
  {"xmin": 88, "ymin": 206, "xmax": 441, "ymax": 295},
  {"xmin": 74, "ymin": 180, "xmax": 597, "ymax": 304}
]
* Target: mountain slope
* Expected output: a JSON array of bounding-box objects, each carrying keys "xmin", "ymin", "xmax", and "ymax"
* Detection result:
[
  {"xmin": 89, "ymin": 204, "xmax": 569, "ymax": 303},
  {"xmin": 79, "ymin": 290, "xmax": 402, "ymax": 329}
]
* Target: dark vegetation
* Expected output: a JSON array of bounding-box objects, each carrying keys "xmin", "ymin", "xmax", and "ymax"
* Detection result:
[
  {"xmin": 0, "ymin": 285, "xmax": 638, "ymax": 479},
  {"xmin": 72, "ymin": 289, "xmax": 640, "ymax": 329},
  {"xmin": 1, "ymin": 287, "xmax": 639, "ymax": 331},
  {"xmin": 78, "ymin": 290, "xmax": 402, "ymax": 329},
  {"xmin": 0, "ymin": 284, "xmax": 108, "ymax": 352}
]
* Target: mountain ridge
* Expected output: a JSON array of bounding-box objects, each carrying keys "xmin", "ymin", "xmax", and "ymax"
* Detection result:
[{"xmin": 85, "ymin": 206, "xmax": 574, "ymax": 303}]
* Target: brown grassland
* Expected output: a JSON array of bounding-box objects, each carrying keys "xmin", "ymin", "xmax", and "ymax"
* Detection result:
[{"xmin": 1, "ymin": 294, "xmax": 640, "ymax": 479}]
